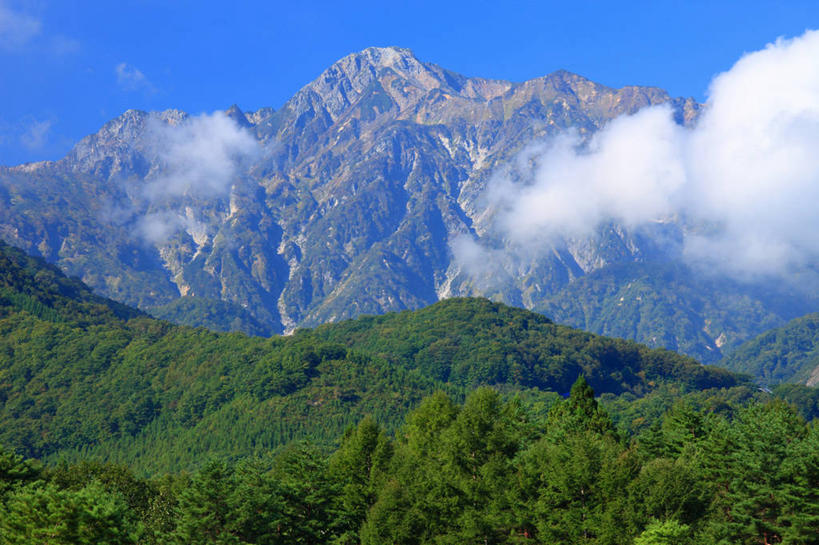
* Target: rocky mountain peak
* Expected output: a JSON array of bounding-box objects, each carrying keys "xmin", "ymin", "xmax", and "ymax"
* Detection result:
[
  {"xmin": 352, "ymin": 46, "xmax": 419, "ymax": 68},
  {"xmin": 63, "ymin": 108, "xmax": 187, "ymax": 177},
  {"xmin": 224, "ymin": 104, "xmax": 252, "ymax": 127},
  {"xmin": 1, "ymin": 45, "xmax": 746, "ymax": 364},
  {"xmin": 281, "ymin": 46, "xmax": 463, "ymax": 124}
]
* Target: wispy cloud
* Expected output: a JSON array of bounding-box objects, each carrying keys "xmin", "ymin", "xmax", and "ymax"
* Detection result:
[
  {"xmin": 20, "ymin": 119, "xmax": 52, "ymax": 150},
  {"xmin": 144, "ymin": 111, "xmax": 260, "ymax": 199},
  {"xmin": 51, "ymin": 35, "xmax": 80, "ymax": 56},
  {"xmin": 0, "ymin": 2, "xmax": 41, "ymax": 50},
  {"xmin": 115, "ymin": 62, "xmax": 156, "ymax": 93},
  {"xmin": 461, "ymin": 29, "xmax": 819, "ymax": 282},
  {"xmin": 133, "ymin": 111, "xmax": 260, "ymax": 243}
]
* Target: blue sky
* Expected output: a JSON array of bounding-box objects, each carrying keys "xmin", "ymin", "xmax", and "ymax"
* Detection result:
[{"xmin": 1, "ymin": 0, "xmax": 817, "ymax": 165}]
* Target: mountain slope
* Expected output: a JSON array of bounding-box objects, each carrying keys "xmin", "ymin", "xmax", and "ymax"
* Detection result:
[
  {"xmin": 536, "ymin": 262, "xmax": 816, "ymax": 363},
  {"xmin": 0, "ymin": 48, "xmax": 696, "ymax": 329},
  {"xmin": 720, "ymin": 313, "xmax": 819, "ymax": 386},
  {"xmin": 0, "ymin": 242, "xmax": 747, "ymax": 472}
]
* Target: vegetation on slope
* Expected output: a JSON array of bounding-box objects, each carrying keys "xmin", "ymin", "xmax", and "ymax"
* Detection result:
[
  {"xmin": 0, "ymin": 242, "xmax": 749, "ymax": 473},
  {"xmin": 310, "ymin": 297, "xmax": 743, "ymax": 395},
  {"xmin": 147, "ymin": 296, "xmax": 276, "ymax": 337},
  {"xmin": 538, "ymin": 262, "xmax": 817, "ymax": 364},
  {"xmin": 2, "ymin": 381, "xmax": 817, "ymax": 545},
  {"xmin": 720, "ymin": 312, "xmax": 819, "ymax": 386}
]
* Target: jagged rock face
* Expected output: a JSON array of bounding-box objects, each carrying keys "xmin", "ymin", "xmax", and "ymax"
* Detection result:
[{"xmin": 0, "ymin": 46, "xmax": 726, "ymax": 345}]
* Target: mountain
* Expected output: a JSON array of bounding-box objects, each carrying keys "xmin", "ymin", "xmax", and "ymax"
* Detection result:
[
  {"xmin": 0, "ymin": 241, "xmax": 747, "ymax": 473},
  {"xmin": 536, "ymin": 262, "xmax": 817, "ymax": 364},
  {"xmin": 1, "ymin": 46, "xmax": 812, "ymax": 359},
  {"xmin": 720, "ymin": 312, "xmax": 819, "ymax": 386}
]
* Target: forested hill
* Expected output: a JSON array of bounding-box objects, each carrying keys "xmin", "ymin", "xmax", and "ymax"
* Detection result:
[
  {"xmin": 0, "ymin": 242, "xmax": 750, "ymax": 473},
  {"xmin": 310, "ymin": 297, "xmax": 742, "ymax": 395},
  {"xmin": 720, "ymin": 312, "xmax": 819, "ymax": 386},
  {"xmin": 0, "ymin": 241, "xmax": 140, "ymax": 326}
]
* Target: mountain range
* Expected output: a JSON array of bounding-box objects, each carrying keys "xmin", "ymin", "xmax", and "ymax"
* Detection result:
[{"xmin": 1, "ymin": 46, "xmax": 816, "ymax": 363}]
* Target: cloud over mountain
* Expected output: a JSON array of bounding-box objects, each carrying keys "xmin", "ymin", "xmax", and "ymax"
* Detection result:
[
  {"xmin": 144, "ymin": 111, "xmax": 259, "ymax": 199},
  {"xmin": 135, "ymin": 111, "xmax": 260, "ymax": 242},
  {"xmin": 478, "ymin": 29, "xmax": 819, "ymax": 280}
]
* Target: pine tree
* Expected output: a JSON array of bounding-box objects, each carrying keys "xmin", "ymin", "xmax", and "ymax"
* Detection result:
[
  {"xmin": 778, "ymin": 423, "xmax": 819, "ymax": 545},
  {"xmin": 0, "ymin": 481, "xmax": 139, "ymax": 545},
  {"xmin": 272, "ymin": 442, "xmax": 340, "ymax": 545},
  {"xmin": 228, "ymin": 459, "xmax": 285, "ymax": 545},
  {"xmin": 547, "ymin": 376, "xmax": 617, "ymax": 439},
  {"xmin": 0, "ymin": 445, "xmax": 42, "ymax": 501},
  {"xmin": 172, "ymin": 460, "xmax": 238, "ymax": 545},
  {"xmin": 328, "ymin": 416, "xmax": 393, "ymax": 544},
  {"xmin": 634, "ymin": 519, "xmax": 692, "ymax": 545}
]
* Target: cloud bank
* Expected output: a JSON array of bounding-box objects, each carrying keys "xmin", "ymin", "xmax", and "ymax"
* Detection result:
[
  {"xmin": 478, "ymin": 29, "xmax": 819, "ymax": 280},
  {"xmin": 145, "ymin": 111, "xmax": 259, "ymax": 199}
]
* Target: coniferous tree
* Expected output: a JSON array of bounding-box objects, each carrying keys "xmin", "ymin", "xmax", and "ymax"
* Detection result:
[
  {"xmin": 228, "ymin": 459, "xmax": 286, "ymax": 545},
  {"xmin": 778, "ymin": 423, "xmax": 819, "ymax": 544},
  {"xmin": 699, "ymin": 401, "xmax": 808, "ymax": 545},
  {"xmin": 547, "ymin": 376, "xmax": 617, "ymax": 438},
  {"xmin": 633, "ymin": 519, "xmax": 692, "ymax": 545},
  {"xmin": 172, "ymin": 461, "xmax": 238, "ymax": 545},
  {"xmin": 0, "ymin": 445, "xmax": 42, "ymax": 501},
  {"xmin": 272, "ymin": 442, "xmax": 340, "ymax": 545},
  {"xmin": 328, "ymin": 416, "xmax": 393, "ymax": 545},
  {"xmin": 0, "ymin": 481, "xmax": 139, "ymax": 545}
]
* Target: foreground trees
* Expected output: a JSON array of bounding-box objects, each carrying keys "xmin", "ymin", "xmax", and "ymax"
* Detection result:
[{"xmin": 1, "ymin": 378, "xmax": 818, "ymax": 544}]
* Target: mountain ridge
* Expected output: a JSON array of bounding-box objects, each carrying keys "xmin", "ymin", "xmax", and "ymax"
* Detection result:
[{"xmin": 0, "ymin": 46, "xmax": 800, "ymax": 363}]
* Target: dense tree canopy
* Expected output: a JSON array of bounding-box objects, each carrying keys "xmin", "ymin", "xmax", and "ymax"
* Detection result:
[
  {"xmin": 0, "ymin": 241, "xmax": 752, "ymax": 473},
  {"xmin": 2, "ymin": 383, "xmax": 817, "ymax": 544}
]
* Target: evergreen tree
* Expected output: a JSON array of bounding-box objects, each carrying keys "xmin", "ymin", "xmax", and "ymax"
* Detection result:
[
  {"xmin": 0, "ymin": 481, "xmax": 139, "ymax": 545},
  {"xmin": 438, "ymin": 388, "xmax": 524, "ymax": 544},
  {"xmin": 172, "ymin": 460, "xmax": 238, "ymax": 545},
  {"xmin": 272, "ymin": 442, "xmax": 340, "ymax": 545},
  {"xmin": 699, "ymin": 401, "xmax": 808, "ymax": 544},
  {"xmin": 778, "ymin": 422, "xmax": 819, "ymax": 544},
  {"xmin": 228, "ymin": 459, "xmax": 286, "ymax": 545},
  {"xmin": 328, "ymin": 416, "xmax": 393, "ymax": 545},
  {"xmin": 0, "ymin": 445, "xmax": 42, "ymax": 501},
  {"xmin": 547, "ymin": 376, "xmax": 617, "ymax": 438},
  {"xmin": 634, "ymin": 519, "xmax": 692, "ymax": 545}
]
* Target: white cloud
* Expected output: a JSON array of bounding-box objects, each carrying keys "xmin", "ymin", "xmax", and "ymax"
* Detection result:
[
  {"xmin": 20, "ymin": 119, "xmax": 51, "ymax": 150},
  {"xmin": 144, "ymin": 111, "xmax": 260, "ymax": 200},
  {"xmin": 137, "ymin": 211, "xmax": 184, "ymax": 244},
  {"xmin": 471, "ymin": 29, "xmax": 819, "ymax": 281},
  {"xmin": 489, "ymin": 106, "xmax": 686, "ymax": 244},
  {"xmin": 124, "ymin": 111, "xmax": 260, "ymax": 243},
  {"xmin": 0, "ymin": 3, "xmax": 41, "ymax": 50},
  {"xmin": 115, "ymin": 62, "xmax": 155, "ymax": 93}
]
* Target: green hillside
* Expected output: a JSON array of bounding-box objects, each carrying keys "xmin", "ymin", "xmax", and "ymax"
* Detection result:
[
  {"xmin": 538, "ymin": 262, "xmax": 816, "ymax": 363},
  {"xmin": 1, "ymin": 241, "xmax": 817, "ymax": 545},
  {"xmin": 0, "ymin": 242, "xmax": 750, "ymax": 473},
  {"xmin": 720, "ymin": 313, "xmax": 819, "ymax": 386},
  {"xmin": 147, "ymin": 296, "xmax": 276, "ymax": 337},
  {"xmin": 310, "ymin": 297, "xmax": 742, "ymax": 395}
]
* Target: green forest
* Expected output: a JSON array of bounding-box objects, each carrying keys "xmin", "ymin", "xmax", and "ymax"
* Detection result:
[
  {"xmin": 2, "ymin": 380, "xmax": 817, "ymax": 544},
  {"xmin": 1, "ymin": 241, "xmax": 818, "ymax": 543}
]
